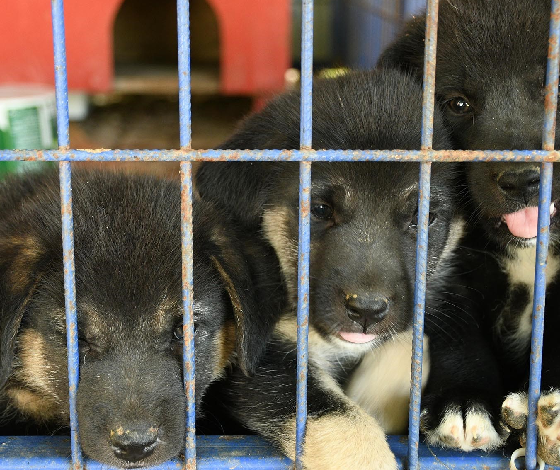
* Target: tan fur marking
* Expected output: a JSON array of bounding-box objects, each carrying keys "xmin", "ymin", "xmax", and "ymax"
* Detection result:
[
  {"xmin": 150, "ymin": 298, "xmax": 177, "ymax": 333},
  {"xmin": 3, "ymin": 236, "xmax": 43, "ymax": 293},
  {"xmin": 13, "ymin": 329, "xmax": 64, "ymax": 418},
  {"xmin": 6, "ymin": 388, "xmax": 60, "ymax": 422},
  {"xmin": 213, "ymin": 321, "xmax": 237, "ymax": 378},
  {"xmin": 211, "ymin": 256, "xmax": 245, "ymax": 332},
  {"xmin": 279, "ymin": 408, "xmax": 397, "ymax": 470},
  {"xmin": 262, "ymin": 208, "xmax": 298, "ymax": 301},
  {"xmin": 210, "ymin": 225, "xmax": 242, "ymax": 279}
]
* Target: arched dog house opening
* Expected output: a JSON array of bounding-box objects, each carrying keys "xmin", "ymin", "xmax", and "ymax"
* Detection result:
[
  {"xmin": 113, "ymin": 0, "xmax": 220, "ymax": 95},
  {"xmin": 0, "ymin": 0, "xmax": 289, "ymax": 99}
]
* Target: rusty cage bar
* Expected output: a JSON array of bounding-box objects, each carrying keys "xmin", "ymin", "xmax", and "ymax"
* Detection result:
[{"xmin": 0, "ymin": 0, "xmax": 558, "ymax": 469}]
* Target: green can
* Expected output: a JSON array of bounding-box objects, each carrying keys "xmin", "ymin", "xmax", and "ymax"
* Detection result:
[{"xmin": 0, "ymin": 85, "xmax": 57, "ymax": 178}]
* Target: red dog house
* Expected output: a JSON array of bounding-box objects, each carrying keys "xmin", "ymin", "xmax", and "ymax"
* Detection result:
[{"xmin": 0, "ymin": 0, "xmax": 290, "ymax": 96}]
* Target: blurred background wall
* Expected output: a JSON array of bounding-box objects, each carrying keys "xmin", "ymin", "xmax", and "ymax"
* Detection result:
[{"xmin": 0, "ymin": 0, "xmax": 426, "ymax": 176}]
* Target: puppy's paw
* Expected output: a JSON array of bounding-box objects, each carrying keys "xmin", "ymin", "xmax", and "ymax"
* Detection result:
[
  {"xmin": 301, "ymin": 409, "xmax": 397, "ymax": 470},
  {"xmin": 421, "ymin": 395, "xmax": 506, "ymax": 452},
  {"xmin": 536, "ymin": 391, "xmax": 560, "ymax": 465},
  {"xmin": 502, "ymin": 390, "xmax": 560, "ymax": 467},
  {"xmin": 501, "ymin": 391, "xmax": 528, "ymax": 431}
]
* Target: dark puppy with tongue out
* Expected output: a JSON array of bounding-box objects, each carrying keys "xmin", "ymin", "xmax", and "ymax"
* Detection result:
[
  {"xmin": 375, "ymin": 0, "xmax": 560, "ymax": 462},
  {"xmin": 442, "ymin": 163, "xmax": 560, "ymax": 462},
  {"xmin": 413, "ymin": 163, "xmax": 560, "ymax": 463}
]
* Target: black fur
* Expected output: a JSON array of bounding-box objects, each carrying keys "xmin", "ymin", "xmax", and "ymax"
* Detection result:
[
  {"xmin": 378, "ymin": 0, "xmax": 556, "ymax": 151},
  {"xmin": 0, "ymin": 170, "xmax": 284, "ymax": 468},
  {"xmin": 379, "ymin": 0, "xmax": 560, "ymax": 458},
  {"xmin": 196, "ymin": 70, "xmax": 460, "ymax": 469}
]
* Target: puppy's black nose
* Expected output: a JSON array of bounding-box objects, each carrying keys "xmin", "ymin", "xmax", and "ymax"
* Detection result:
[
  {"xmin": 346, "ymin": 293, "xmax": 389, "ymax": 327},
  {"xmin": 110, "ymin": 425, "xmax": 159, "ymax": 463},
  {"xmin": 497, "ymin": 168, "xmax": 540, "ymax": 204}
]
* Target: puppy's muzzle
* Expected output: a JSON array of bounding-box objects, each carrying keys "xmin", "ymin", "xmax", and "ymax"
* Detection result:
[
  {"xmin": 110, "ymin": 424, "xmax": 159, "ymax": 463},
  {"xmin": 345, "ymin": 292, "xmax": 389, "ymax": 328},
  {"xmin": 497, "ymin": 167, "xmax": 540, "ymax": 205}
]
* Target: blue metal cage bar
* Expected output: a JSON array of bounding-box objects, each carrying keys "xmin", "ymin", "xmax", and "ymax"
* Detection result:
[
  {"xmin": 525, "ymin": 1, "xmax": 560, "ymax": 468},
  {"xmin": 177, "ymin": 0, "xmax": 196, "ymax": 468},
  {"xmin": 180, "ymin": 165, "xmax": 196, "ymax": 469},
  {"xmin": 51, "ymin": 0, "xmax": 82, "ymax": 469},
  {"xmin": 0, "ymin": 0, "xmax": 558, "ymax": 468},
  {"xmin": 2, "ymin": 148, "xmax": 560, "ymax": 162},
  {"xmin": 295, "ymin": 0, "xmax": 314, "ymax": 467},
  {"xmin": 407, "ymin": 0, "xmax": 438, "ymax": 467}
]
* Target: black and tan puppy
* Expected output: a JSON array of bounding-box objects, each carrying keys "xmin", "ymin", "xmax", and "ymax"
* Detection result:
[
  {"xmin": 0, "ymin": 170, "xmax": 283, "ymax": 468},
  {"xmin": 196, "ymin": 69, "xmax": 462, "ymax": 469},
  {"xmin": 378, "ymin": 0, "xmax": 560, "ymax": 463}
]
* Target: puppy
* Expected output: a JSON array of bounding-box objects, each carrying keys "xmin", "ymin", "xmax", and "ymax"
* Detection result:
[
  {"xmin": 196, "ymin": 69, "xmax": 462, "ymax": 469},
  {"xmin": 0, "ymin": 170, "xmax": 284, "ymax": 468},
  {"xmin": 379, "ymin": 0, "xmax": 560, "ymax": 463}
]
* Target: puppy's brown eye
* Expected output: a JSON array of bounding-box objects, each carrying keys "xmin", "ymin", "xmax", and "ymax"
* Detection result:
[
  {"xmin": 447, "ymin": 97, "xmax": 472, "ymax": 115},
  {"xmin": 311, "ymin": 203, "xmax": 334, "ymax": 220}
]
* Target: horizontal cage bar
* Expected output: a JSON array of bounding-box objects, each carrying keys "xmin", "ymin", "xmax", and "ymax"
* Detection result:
[{"xmin": 1, "ymin": 149, "xmax": 560, "ymax": 162}]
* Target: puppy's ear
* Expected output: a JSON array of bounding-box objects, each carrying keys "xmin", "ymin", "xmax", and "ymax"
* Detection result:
[
  {"xmin": 377, "ymin": 15, "xmax": 426, "ymax": 73},
  {"xmin": 195, "ymin": 92, "xmax": 302, "ymax": 228},
  {"xmin": 211, "ymin": 242, "xmax": 285, "ymax": 375},
  {"xmin": 195, "ymin": 162, "xmax": 282, "ymax": 228},
  {"xmin": 0, "ymin": 235, "xmax": 45, "ymax": 387}
]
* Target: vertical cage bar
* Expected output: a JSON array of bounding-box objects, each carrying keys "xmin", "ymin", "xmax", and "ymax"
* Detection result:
[
  {"xmin": 408, "ymin": 0, "xmax": 438, "ymax": 469},
  {"xmin": 180, "ymin": 164, "xmax": 196, "ymax": 470},
  {"xmin": 542, "ymin": 0, "xmax": 560, "ymax": 153},
  {"xmin": 59, "ymin": 163, "xmax": 82, "ymax": 470},
  {"xmin": 300, "ymin": 0, "xmax": 313, "ymax": 149},
  {"xmin": 408, "ymin": 162, "xmax": 432, "ymax": 470},
  {"xmin": 51, "ymin": 0, "xmax": 80, "ymax": 468},
  {"xmin": 296, "ymin": 160, "xmax": 311, "ymax": 470},
  {"xmin": 51, "ymin": 0, "xmax": 70, "ymax": 149},
  {"xmin": 525, "ymin": 164, "xmax": 553, "ymax": 470},
  {"xmin": 300, "ymin": 0, "xmax": 314, "ymax": 150},
  {"xmin": 177, "ymin": 0, "xmax": 192, "ymax": 149},
  {"xmin": 420, "ymin": 0, "xmax": 438, "ymax": 152},
  {"xmin": 525, "ymin": 1, "xmax": 560, "ymax": 468},
  {"xmin": 177, "ymin": 0, "xmax": 195, "ymax": 468},
  {"xmin": 296, "ymin": 1, "xmax": 313, "ymax": 468}
]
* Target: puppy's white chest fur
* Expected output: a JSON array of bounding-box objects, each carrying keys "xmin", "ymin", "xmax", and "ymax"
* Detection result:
[
  {"xmin": 498, "ymin": 245, "xmax": 560, "ymax": 347},
  {"xmin": 345, "ymin": 331, "xmax": 430, "ymax": 433}
]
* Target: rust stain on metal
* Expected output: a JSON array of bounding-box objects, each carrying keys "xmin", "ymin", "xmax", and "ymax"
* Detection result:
[
  {"xmin": 185, "ymin": 460, "xmax": 196, "ymax": 470},
  {"xmin": 5, "ymin": 148, "xmax": 560, "ymax": 162}
]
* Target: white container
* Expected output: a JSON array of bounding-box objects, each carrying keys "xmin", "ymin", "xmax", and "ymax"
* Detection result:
[{"xmin": 0, "ymin": 84, "xmax": 57, "ymax": 150}]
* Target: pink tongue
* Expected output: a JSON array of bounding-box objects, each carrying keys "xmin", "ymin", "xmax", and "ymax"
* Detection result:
[
  {"xmin": 339, "ymin": 332, "xmax": 377, "ymax": 344},
  {"xmin": 503, "ymin": 207, "xmax": 539, "ymax": 239}
]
